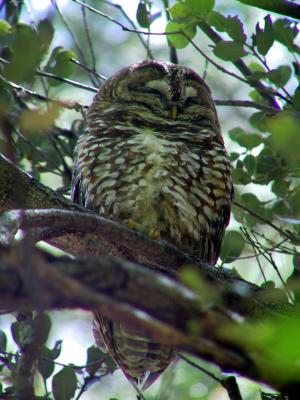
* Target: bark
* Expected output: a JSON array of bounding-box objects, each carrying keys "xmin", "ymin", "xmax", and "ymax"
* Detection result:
[{"xmin": 0, "ymin": 242, "xmax": 293, "ymax": 391}]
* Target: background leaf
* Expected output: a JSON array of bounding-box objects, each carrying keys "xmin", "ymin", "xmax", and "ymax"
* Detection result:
[
  {"xmin": 52, "ymin": 367, "xmax": 77, "ymax": 400},
  {"xmin": 213, "ymin": 40, "xmax": 247, "ymax": 61}
]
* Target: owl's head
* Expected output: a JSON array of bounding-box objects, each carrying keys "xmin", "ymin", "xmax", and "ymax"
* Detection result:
[{"xmin": 89, "ymin": 60, "xmax": 220, "ymax": 130}]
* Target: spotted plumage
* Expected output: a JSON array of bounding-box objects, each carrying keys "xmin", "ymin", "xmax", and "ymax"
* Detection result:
[{"xmin": 72, "ymin": 60, "xmax": 233, "ymax": 389}]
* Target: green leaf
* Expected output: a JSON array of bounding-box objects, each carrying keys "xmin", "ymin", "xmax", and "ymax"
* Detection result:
[
  {"xmin": 242, "ymin": 193, "xmax": 262, "ymax": 211},
  {"xmin": 273, "ymin": 18, "xmax": 299, "ymax": 53},
  {"xmin": 232, "ymin": 168, "xmax": 251, "ymax": 185},
  {"xmin": 221, "ymin": 318, "xmax": 300, "ymax": 384},
  {"xmin": 248, "ymin": 62, "xmax": 265, "ymax": 73},
  {"xmin": 0, "ymin": 330, "xmax": 7, "ymax": 352},
  {"xmin": 229, "ymin": 152, "xmax": 240, "ymax": 161},
  {"xmin": 52, "ymin": 367, "xmax": 77, "ymax": 400},
  {"xmin": 186, "ymin": 0, "xmax": 214, "ymax": 16},
  {"xmin": 86, "ymin": 345, "xmax": 106, "ymax": 375},
  {"xmin": 180, "ymin": 267, "xmax": 220, "ymax": 306},
  {"xmin": 255, "ymin": 147, "xmax": 279, "ymax": 183},
  {"xmin": 0, "ymin": 20, "xmax": 11, "ymax": 37},
  {"xmin": 33, "ymin": 313, "xmax": 51, "ymax": 345},
  {"xmin": 207, "ymin": 11, "xmax": 226, "ymax": 31},
  {"xmin": 267, "ymin": 65, "xmax": 291, "ymax": 87},
  {"xmin": 229, "ymin": 127, "xmax": 262, "ymax": 149},
  {"xmin": 51, "ymin": 340, "xmax": 63, "ymax": 360},
  {"xmin": 208, "ymin": 13, "xmax": 246, "ymax": 42},
  {"xmin": 213, "ymin": 40, "xmax": 247, "ymax": 61},
  {"xmin": 37, "ymin": 19, "xmax": 54, "ymax": 56},
  {"xmin": 220, "ymin": 230, "xmax": 245, "ymax": 263},
  {"xmin": 249, "ymin": 111, "xmax": 267, "ymax": 131},
  {"xmin": 167, "ymin": 3, "xmax": 191, "ymax": 22},
  {"xmin": 38, "ymin": 346, "xmax": 55, "ymax": 380},
  {"xmin": 293, "ymin": 86, "xmax": 300, "ymax": 110},
  {"xmin": 244, "ymin": 154, "xmax": 257, "ymax": 175},
  {"xmin": 255, "ymin": 15, "xmax": 274, "ymax": 56},
  {"xmin": 165, "ymin": 21, "xmax": 196, "ymax": 49},
  {"xmin": 271, "ymin": 179, "xmax": 289, "ymax": 198},
  {"xmin": 136, "ymin": 1, "xmax": 150, "ymax": 28},
  {"xmin": 11, "ymin": 321, "xmax": 21, "ymax": 346},
  {"xmin": 224, "ymin": 15, "xmax": 246, "ymax": 42},
  {"xmin": 19, "ymin": 103, "xmax": 61, "ymax": 133},
  {"xmin": 3, "ymin": 23, "xmax": 41, "ymax": 82},
  {"xmin": 291, "ymin": 188, "xmax": 300, "ymax": 218},
  {"xmin": 46, "ymin": 46, "xmax": 76, "ymax": 86},
  {"xmin": 265, "ymin": 111, "xmax": 300, "ymax": 163}
]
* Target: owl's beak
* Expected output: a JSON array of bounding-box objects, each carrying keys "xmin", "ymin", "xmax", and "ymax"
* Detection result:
[{"xmin": 169, "ymin": 105, "xmax": 178, "ymax": 120}]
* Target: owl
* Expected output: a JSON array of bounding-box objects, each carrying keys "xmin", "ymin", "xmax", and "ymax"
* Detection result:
[{"xmin": 72, "ymin": 60, "xmax": 233, "ymax": 390}]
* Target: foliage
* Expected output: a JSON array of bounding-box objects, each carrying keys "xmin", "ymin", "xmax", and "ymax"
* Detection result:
[{"xmin": 0, "ymin": 0, "xmax": 299, "ymax": 399}]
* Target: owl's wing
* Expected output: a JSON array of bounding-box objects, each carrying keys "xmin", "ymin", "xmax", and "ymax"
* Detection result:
[
  {"xmin": 211, "ymin": 187, "xmax": 234, "ymax": 263},
  {"xmin": 71, "ymin": 158, "xmax": 85, "ymax": 206},
  {"xmin": 71, "ymin": 158, "xmax": 97, "ymax": 211}
]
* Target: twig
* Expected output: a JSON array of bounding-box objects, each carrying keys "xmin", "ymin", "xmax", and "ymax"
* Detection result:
[
  {"xmin": 241, "ymin": 227, "xmax": 294, "ymax": 303},
  {"xmin": 245, "ymin": 43, "xmax": 292, "ymax": 102},
  {"xmin": 81, "ymin": 1, "xmax": 98, "ymax": 81},
  {"xmin": 180, "ymin": 354, "xmax": 243, "ymax": 400},
  {"xmin": 36, "ymin": 70, "xmax": 98, "ymax": 92},
  {"xmin": 0, "ymin": 57, "xmax": 98, "ymax": 93},
  {"xmin": 197, "ymin": 21, "xmax": 281, "ymax": 109},
  {"xmin": 51, "ymin": 0, "xmax": 98, "ymax": 87},
  {"xmin": 100, "ymin": 0, "xmax": 154, "ymax": 59},
  {"xmin": 13, "ymin": 128, "xmax": 65, "ymax": 175},
  {"xmin": 179, "ymin": 354, "xmax": 222, "ymax": 383},
  {"xmin": 162, "ymin": 0, "xmax": 178, "ymax": 64},
  {"xmin": 2, "ymin": 78, "xmax": 85, "ymax": 111},
  {"xmin": 222, "ymin": 376, "xmax": 243, "ymax": 400},
  {"xmin": 234, "ymin": 201, "xmax": 296, "ymax": 241},
  {"xmin": 183, "ymin": 34, "xmax": 249, "ymax": 85},
  {"xmin": 214, "ymin": 99, "xmax": 277, "ymax": 113},
  {"xmin": 70, "ymin": 57, "xmax": 106, "ymax": 81},
  {"xmin": 45, "ymin": 132, "xmax": 73, "ymax": 181},
  {"xmin": 71, "ymin": 0, "xmax": 174, "ymax": 36},
  {"xmin": 255, "ymin": 244, "xmax": 271, "ymax": 282}
]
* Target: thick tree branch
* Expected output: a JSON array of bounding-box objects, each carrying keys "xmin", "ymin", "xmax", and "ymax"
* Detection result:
[
  {"xmin": 1, "ymin": 207, "xmax": 295, "ymax": 321},
  {"xmin": 0, "ymin": 242, "xmax": 296, "ymax": 392},
  {"xmin": 237, "ymin": 0, "xmax": 300, "ymax": 19}
]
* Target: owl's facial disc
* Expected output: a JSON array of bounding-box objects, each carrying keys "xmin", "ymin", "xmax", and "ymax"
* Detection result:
[
  {"xmin": 108, "ymin": 61, "xmax": 218, "ymax": 125},
  {"xmin": 140, "ymin": 78, "xmax": 207, "ymax": 121}
]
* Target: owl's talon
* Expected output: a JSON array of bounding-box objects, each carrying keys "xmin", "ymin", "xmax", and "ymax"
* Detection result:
[
  {"xmin": 149, "ymin": 229, "xmax": 161, "ymax": 240},
  {"xmin": 127, "ymin": 220, "xmax": 138, "ymax": 230}
]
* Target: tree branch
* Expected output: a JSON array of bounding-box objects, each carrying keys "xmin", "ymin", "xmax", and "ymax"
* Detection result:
[
  {"xmin": 0, "ymin": 242, "xmax": 296, "ymax": 392},
  {"xmin": 236, "ymin": 0, "xmax": 300, "ymax": 19},
  {"xmin": 197, "ymin": 22, "xmax": 282, "ymax": 109}
]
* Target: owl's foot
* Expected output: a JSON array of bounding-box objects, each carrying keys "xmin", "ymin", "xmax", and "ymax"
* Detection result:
[
  {"xmin": 126, "ymin": 219, "xmax": 161, "ymax": 240},
  {"xmin": 127, "ymin": 219, "xmax": 139, "ymax": 231},
  {"xmin": 149, "ymin": 228, "xmax": 161, "ymax": 240}
]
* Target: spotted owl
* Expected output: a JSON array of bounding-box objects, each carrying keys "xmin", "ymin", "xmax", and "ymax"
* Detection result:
[{"xmin": 72, "ymin": 60, "xmax": 233, "ymax": 389}]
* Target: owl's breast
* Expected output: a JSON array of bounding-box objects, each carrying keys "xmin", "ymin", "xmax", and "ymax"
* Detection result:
[{"xmin": 74, "ymin": 125, "xmax": 232, "ymax": 259}]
